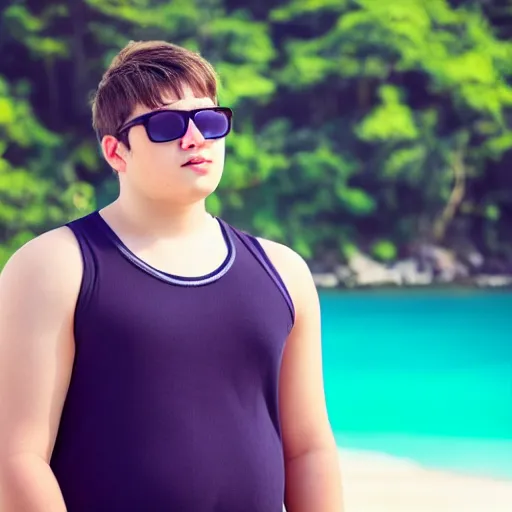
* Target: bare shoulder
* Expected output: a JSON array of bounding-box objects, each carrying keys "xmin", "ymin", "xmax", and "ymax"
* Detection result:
[
  {"xmin": 256, "ymin": 237, "xmax": 318, "ymax": 313},
  {"xmin": 0, "ymin": 225, "xmax": 83, "ymax": 301},
  {"xmin": 257, "ymin": 238, "xmax": 310, "ymax": 274},
  {"xmin": 6, "ymin": 224, "xmax": 81, "ymax": 263}
]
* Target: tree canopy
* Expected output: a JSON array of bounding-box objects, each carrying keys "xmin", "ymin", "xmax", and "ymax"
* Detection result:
[{"xmin": 1, "ymin": 0, "xmax": 511, "ymax": 270}]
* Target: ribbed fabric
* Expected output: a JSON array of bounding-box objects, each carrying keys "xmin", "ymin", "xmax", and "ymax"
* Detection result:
[{"xmin": 50, "ymin": 211, "xmax": 295, "ymax": 512}]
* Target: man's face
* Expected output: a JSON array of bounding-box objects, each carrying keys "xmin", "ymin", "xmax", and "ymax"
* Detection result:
[{"xmin": 104, "ymin": 84, "xmax": 227, "ymax": 205}]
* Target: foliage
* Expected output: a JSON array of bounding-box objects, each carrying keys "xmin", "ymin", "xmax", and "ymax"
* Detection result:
[{"xmin": 0, "ymin": 0, "xmax": 511, "ymax": 268}]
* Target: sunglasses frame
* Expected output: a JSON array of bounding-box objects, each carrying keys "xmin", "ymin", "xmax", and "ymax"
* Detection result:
[{"xmin": 116, "ymin": 106, "xmax": 233, "ymax": 143}]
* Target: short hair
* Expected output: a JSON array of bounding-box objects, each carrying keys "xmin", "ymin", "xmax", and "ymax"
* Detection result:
[{"xmin": 91, "ymin": 40, "xmax": 218, "ymax": 141}]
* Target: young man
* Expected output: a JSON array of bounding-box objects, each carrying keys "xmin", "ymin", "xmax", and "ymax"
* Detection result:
[{"xmin": 0, "ymin": 41, "xmax": 343, "ymax": 511}]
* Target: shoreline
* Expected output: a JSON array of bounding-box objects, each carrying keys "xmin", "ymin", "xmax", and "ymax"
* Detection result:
[
  {"xmin": 312, "ymin": 272, "xmax": 512, "ymax": 291},
  {"xmin": 315, "ymin": 281, "xmax": 512, "ymax": 292},
  {"xmin": 338, "ymin": 447, "xmax": 512, "ymax": 512},
  {"xmin": 309, "ymin": 248, "xmax": 512, "ymax": 291}
]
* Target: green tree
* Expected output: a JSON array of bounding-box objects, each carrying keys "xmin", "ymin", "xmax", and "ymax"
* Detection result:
[
  {"xmin": 0, "ymin": 0, "xmax": 511, "ymax": 271},
  {"xmin": 0, "ymin": 3, "xmax": 95, "ymax": 267},
  {"xmin": 250, "ymin": 0, "xmax": 512, "ymax": 262}
]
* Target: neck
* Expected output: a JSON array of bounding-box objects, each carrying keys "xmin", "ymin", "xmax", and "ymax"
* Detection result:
[{"xmin": 104, "ymin": 193, "xmax": 213, "ymax": 239}]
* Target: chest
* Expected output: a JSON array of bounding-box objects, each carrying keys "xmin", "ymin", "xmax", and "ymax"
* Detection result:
[{"xmin": 77, "ymin": 265, "xmax": 292, "ymax": 380}]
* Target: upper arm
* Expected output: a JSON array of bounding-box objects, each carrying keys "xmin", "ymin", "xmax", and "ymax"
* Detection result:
[
  {"xmin": 258, "ymin": 239, "xmax": 335, "ymax": 461},
  {"xmin": 0, "ymin": 227, "xmax": 83, "ymax": 462}
]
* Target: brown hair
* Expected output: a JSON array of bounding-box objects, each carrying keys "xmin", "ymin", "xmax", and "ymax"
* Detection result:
[{"xmin": 91, "ymin": 40, "xmax": 218, "ymax": 142}]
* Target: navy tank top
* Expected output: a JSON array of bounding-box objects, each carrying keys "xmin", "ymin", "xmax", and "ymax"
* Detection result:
[{"xmin": 50, "ymin": 211, "xmax": 295, "ymax": 512}]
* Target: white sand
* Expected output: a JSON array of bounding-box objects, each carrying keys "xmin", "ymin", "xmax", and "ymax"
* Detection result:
[{"xmin": 338, "ymin": 448, "xmax": 512, "ymax": 512}]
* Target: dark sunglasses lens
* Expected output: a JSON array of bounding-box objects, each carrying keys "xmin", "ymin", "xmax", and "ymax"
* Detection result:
[
  {"xmin": 147, "ymin": 111, "xmax": 186, "ymax": 142},
  {"xmin": 194, "ymin": 109, "xmax": 230, "ymax": 139}
]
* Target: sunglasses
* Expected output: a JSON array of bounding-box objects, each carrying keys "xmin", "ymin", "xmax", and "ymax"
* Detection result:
[{"xmin": 116, "ymin": 107, "xmax": 233, "ymax": 143}]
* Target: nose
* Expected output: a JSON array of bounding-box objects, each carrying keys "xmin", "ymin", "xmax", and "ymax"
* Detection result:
[{"xmin": 180, "ymin": 120, "xmax": 205, "ymax": 149}]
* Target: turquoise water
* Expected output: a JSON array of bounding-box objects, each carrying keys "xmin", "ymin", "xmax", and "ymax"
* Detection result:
[{"xmin": 321, "ymin": 289, "xmax": 512, "ymax": 480}]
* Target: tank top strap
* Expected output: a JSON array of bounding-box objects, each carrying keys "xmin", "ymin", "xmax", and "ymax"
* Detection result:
[
  {"xmin": 65, "ymin": 212, "xmax": 100, "ymax": 335},
  {"xmin": 224, "ymin": 222, "xmax": 296, "ymax": 324}
]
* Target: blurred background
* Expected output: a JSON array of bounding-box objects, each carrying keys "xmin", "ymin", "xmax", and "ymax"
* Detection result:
[{"xmin": 1, "ymin": 0, "xmax": 511, "ymax": 509}]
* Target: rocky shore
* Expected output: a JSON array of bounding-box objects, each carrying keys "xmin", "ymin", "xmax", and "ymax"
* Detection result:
[{"xmin": 310, "ymin": 244, "xmax": 512, "ymax": 290}]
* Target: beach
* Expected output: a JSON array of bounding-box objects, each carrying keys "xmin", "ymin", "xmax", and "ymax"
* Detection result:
[{"xmin": 339, "ymin": 448, "xmax": 512, "ymax": 512}]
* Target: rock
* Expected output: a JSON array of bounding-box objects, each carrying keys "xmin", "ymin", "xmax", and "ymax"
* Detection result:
[
  {"xmin": 438, "ymin": 261, "xmax": 469, "ymax": 283},
  {"xmin": 347, "ymin": 252, "xmax": 401, "ymax": 286},
  {"xmin": 474, "ymin": 275, "xmax": 512, "ymax": 288},
  {"xmin": 466, "ymin": 251, "xmax": 485, "ymax": 270},
  {"xmin": 335, "ymin": 265, "xmax": 352, "ymax": 280},
  {"xmin": 334, "ymin": 265, "xmax": 358, "ymax": 287},
  {"xmin": 414, "ymin": 244, "xmax": 469, "ymax": 282},
  {"xmin": 307, "ymin": 244, "xmax": 512, "ymax": 289},
  {"xmin": 391, "ymin": 259, "xmax": 433, "ymax": 286},
  {"xmin": 312, "ymin": 272, "xmax": 339, "ymax": 288}
]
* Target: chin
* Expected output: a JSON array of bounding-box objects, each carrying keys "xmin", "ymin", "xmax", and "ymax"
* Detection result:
[
  {"xmin": 190, "ymin": 174, "xmax": 222, "ymax": 196},
  {"xmin": 189, "ymin": 184, "xmax": 220, "ymax": 203},
  {"xmin": 165, "ymin": 183, "xmax": 221, "ymax": 205}
]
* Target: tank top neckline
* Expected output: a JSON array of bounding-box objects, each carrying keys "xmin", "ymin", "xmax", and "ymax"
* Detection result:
[{"xmin": 90, "ymin": 210, "xmax": 237, "ymax": 287}]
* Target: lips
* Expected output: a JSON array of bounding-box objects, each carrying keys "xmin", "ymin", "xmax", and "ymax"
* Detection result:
[{"xmin": 182, "ymin": 156, "xmax": 211, "ymax": 166}]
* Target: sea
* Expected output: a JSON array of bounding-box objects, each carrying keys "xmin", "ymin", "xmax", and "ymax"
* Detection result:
[{"xmin": 321, "ymin": 289, "xmax": 512, "ymax": 480}]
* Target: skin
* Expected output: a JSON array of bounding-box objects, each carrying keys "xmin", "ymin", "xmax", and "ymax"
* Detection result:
[{"xmin": 0, "ymin": 85, "xmax": 343, "ymax": 511}]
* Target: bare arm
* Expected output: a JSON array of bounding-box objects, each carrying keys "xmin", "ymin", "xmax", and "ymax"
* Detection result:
[
  {"xmin": 260, "ymin": 239, "xmax": 344, "ymax": 512},
  {"xmin": 0, "ymin": 228, "xmax": 82, "ymax": 511}
]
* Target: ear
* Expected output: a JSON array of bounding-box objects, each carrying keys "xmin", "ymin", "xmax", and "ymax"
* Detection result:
[{"xmin": 101, "ymin": 135, "xmax": 129, "ymax": 173}]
